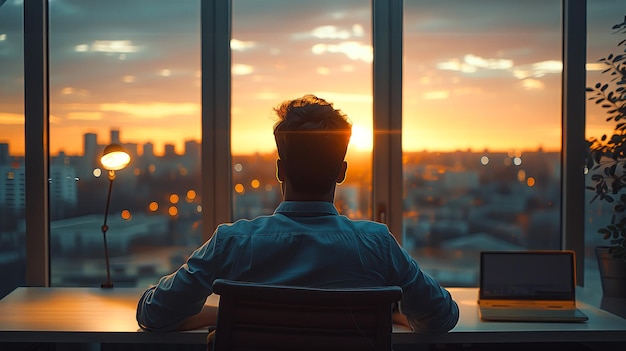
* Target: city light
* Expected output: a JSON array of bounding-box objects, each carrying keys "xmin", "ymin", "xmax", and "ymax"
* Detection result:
[
  {"xmin": 234, "ymin": 183, "xmax": 245, "ymax": 194},
  {"xmin": 186, "ymin": 190, "xmax": 196, "ymax": 202},
  {"xmin": 168, "ymin": 206, "xmax": 178, "ymax": 217},
  {"xmin": 169, "ymin": 194, "xmax": 179, "ymax": 204}
]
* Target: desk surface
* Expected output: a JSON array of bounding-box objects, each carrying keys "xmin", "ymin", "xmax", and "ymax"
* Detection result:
[{"xmin": 0, "ymin": 287, "xmax": 625, "ymax": 345}]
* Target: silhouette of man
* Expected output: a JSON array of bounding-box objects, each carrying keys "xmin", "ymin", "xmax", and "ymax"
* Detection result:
[{"xmin": 137, "ymin": 94, "xmax": 459, "ymax": 333}]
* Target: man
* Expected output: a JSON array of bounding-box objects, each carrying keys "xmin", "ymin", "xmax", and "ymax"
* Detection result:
[{"xmin": 136, "ymin": 94, "xmax": 459, "ymax": 333}]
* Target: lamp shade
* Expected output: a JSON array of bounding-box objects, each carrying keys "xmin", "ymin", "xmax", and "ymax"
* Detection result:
[{"xmin": 100, "ymin": 143, "xmax": 130, "ymax": 171}]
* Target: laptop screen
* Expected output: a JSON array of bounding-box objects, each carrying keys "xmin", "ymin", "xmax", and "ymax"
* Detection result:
[{"xmin": 479, "ymin": 251, "xmax": 575, "ymax": 301}]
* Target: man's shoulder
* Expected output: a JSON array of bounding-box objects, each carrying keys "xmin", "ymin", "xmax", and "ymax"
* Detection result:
[
  {"xmin": 214, "ymin": 214, "xmax": 283, "ymax": 236},
  {"xmin": 340, "ymin": 216, "xmax": 391, "ymax": 234}
]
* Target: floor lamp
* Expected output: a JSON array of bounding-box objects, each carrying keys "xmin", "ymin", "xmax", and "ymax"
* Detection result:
[{"xmin": 99, "ymin": 143, "xmax": 130, "ymax": 288}]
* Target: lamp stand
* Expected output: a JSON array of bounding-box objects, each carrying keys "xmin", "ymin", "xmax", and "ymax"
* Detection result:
[{"xmin": 101, "ymin": 170, "xmax": 116, "ymax": 288}]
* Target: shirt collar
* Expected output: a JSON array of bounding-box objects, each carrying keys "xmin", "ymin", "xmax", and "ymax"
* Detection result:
[{"xmin": 274, "ymin": 201, "xmax": 339, "ymax": 217}]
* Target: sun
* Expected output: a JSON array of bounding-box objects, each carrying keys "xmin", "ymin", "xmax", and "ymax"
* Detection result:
[{"xmin": 349, "ymin": 124, "xmax": 373, "ymax": 151}]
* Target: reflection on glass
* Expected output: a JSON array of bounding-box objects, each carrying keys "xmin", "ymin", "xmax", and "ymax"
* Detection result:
[
  {"xmin": 231, "ymin": 0, "xmax": 373, "ymax": 221},
  {"xmin": 0, "ymin": 0, "xmax": 25, "ymax": 298},
  {"xmin": 48, "ymin": 0, "xmax": 201, "ymax": 287},
  {"xmin": 402, "ymin": 1, "xmax": 562, "ymax": 286}
]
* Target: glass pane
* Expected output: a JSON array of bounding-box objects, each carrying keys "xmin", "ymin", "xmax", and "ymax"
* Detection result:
[
  {"xmin": 49, "ymin": 0, "xmax": 201, "ymax": 287},
  {"xmin": 231, "ymin": 0, "xmax": 373, "ymax": 221},
  {"xmin": 584, "ymin": 4, "xmax": 625, "ymax": 304},
  {"xmin": 0, "ymin": 0, "xmax": 25, "ymax": 298},
  {"xmin": 403, "ymin": 0, "xmax": 562, "ymax": 286}
]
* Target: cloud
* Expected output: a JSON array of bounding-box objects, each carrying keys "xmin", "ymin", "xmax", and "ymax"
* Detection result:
[
  {"xmin": 99, "ymin": 102, "xmax": 199, "ymax": 119},
  {"xmin": 0, "ymin": 112, "xmax": 22, "ymax": 125},
  {"xmin": 75, "ymin": 40, "xmax": 142, "ymax": 54},
  {"xmin": 232, "ymin": 64, "xmax": 254, "ymax": 75},
  {"xmin": 437, "ymin": 54, "xmax": 513, "ymax": 73},
  {"xmin": 67, "ymin": 112, "xmax": 103, "ymax": 121},
  {"xmin": 311, "ymin": 41, "xmax": 372, "ymax": 62},
  {"xmin": 512, "ymin": 60, "xmax": 561, "ymax": 79},
  {"xmin": 521, "ymin": 79, "xmax": 545, "ymax": 91},
  {"xmin": 464, "ymin": 54, "xmax": 513, "ymax": 70},
  {"xmin": 586, "ymin": 62, "xmax": 607, "ymax": 71},
  {"xmin": 231, "ymin": 39, "xmax": 256, "ymax": 51},
  {"xmin": 293, "ymin": 24, "xmax": 366, "ymax": 41},
  {"xmin": 437, "ymin": 54, "xmax": 563, "ymax": 83},
  {"xmin": 311, "ymin": 24, "xmax": 364, "ymax": 39}
]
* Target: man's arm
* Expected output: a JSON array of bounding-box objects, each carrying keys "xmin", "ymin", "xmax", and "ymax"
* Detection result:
[
  {"xmin": 387, "ymin": 237, "xmax": 460, "ymax": 333},
  {"xmin": 137, "ymin": 237, "xmax": 219, "ymax": 331},
  {"xmin": 175, "ymin": 304, "xmax": 219, "ymax": 331}
]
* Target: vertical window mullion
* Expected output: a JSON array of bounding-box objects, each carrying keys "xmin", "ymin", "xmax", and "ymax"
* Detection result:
[
  {"xmin": 562, "ymin": 0, "xmax": 587, "ymax": 285},
  {"xmin": 373, "ymin": 0, "xmax": 403, "ymax": 241},
  {"xmin": 202, "ymin": 0, "xmax": 232, "ymax": 241},
  {"xmin": 24, "ymin": 0, "xmax": 50, "ymax": 287}
]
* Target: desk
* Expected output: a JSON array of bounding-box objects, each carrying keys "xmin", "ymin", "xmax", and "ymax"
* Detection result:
[{"xmin": 0, "ymin": 287, "xmax": 625, "ymax": 345}]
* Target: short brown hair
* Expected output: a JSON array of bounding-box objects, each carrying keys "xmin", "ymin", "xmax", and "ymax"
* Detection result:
[{"xmin": 273, "ymin": 95, "xmax": 352, "ymax": 194}]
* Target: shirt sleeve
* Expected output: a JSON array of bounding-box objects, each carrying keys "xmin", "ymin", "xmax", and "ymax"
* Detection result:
[
  {"xmin": 136, "ymin": 232, "xmax": 220, "ymax": 331},
  {"xmin": 387, "ymin": 235, "xmax": 460, "ymax": 333}
]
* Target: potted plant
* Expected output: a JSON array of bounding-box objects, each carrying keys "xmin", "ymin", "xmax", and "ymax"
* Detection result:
[{"xmin": 586, "ymin": 16, "xmax": 626, "ymax": 298}]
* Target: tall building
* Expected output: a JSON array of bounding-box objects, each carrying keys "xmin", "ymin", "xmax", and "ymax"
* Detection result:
[
  {"xmin": 164, "ymin": 144, "xmax": 177, "ymax": 158},
  {"xmin": 49, "ymin": 163, "xmax": 78, "ymax": 218},
  {"xmin": 0, "ymin": 143, "xmax": 9, "ymax": 166},
  {"xmin": 110, "ymin": 129, "xmax": 120, "ymax": 145},
  {"xmin": 143, "ymin": 142, "xmax": 154, "ymax": 158},
  {"xmin": 0, "ymin": 164, "xmax": 26, "ymax": 212},
  {"xmin": 83, "ymin": 133, "xmax": 98, "ymax": 165}
]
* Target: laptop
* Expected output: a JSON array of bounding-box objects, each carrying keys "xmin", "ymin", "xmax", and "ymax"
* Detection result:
[{"xmin": 478, "ymin": 250, "xmax": 588, "ymax": 322}]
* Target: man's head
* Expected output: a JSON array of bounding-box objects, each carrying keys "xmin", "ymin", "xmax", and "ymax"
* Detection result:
[{"xmin": 273, "ymin": 95, "xmax": 352, "ymax": 200}]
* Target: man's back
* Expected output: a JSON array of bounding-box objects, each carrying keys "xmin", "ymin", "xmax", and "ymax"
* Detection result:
[
  {"xmin": 206, "ymin": 201, "xmax": 399, "ymax": 288},
  {"xmin": 137, "ymin": 201, "xmax": 459, "ymax": 333}
]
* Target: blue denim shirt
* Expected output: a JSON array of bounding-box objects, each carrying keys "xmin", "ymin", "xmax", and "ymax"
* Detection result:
[{"xmin": 137, "ymin": 201, "xmax": 459, "ymax": 332}]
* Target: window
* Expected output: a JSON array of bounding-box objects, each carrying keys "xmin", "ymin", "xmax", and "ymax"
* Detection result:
[
  {"xmin": 48, "ymin": 0, "xmax": 202, "ymax": 287},
  {"xmin": 231, "ymin": 0, "xmax": 372, "ymax": 220},
  {"xmin": 9, "ymin": 1, "xmax": 611, "ymax": 292},
  {"xmin": 0, "ymin": 0, "xmax": 25, "ymax": 298},
  {"xmin": 403, "ymin": 0, "xmax": 562, "ymax": 286}
]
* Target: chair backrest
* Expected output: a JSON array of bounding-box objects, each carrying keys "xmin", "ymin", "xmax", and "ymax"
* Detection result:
[{"xmin": 210, "ymin": 279, "xmax": 403, "ymax": 351}]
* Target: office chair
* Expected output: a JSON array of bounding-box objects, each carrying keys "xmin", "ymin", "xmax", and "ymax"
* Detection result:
[{"xmin": 209, "ymin": 279, "xmax": 403, "ymax": 351}]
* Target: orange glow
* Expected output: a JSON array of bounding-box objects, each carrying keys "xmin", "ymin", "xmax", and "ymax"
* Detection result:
[
  {"xmin": 250, "ymin": 179, "xmax": 260, "ymax": 189},
  {"xmin": 234, "ymin": 183, "xmax": 244, "ymax": 194},
  {"xmin": 349, "ymin": 124, "xmax": 373, "ymax": 151},
  {"xmin": 148, "ymin": 201, "xmax": 159, "ymax": 212},
  {"xmin": 120, "ymin": 209, "xmax": 131, "ymax": 220},
  {"xmin": 169, "ymin": 194, "xmax": 179, "ymax": 204},
  {"xmin": 2, "ymin": 100, "xmax": 564, "ymax": 156},
  {"xmin": 527, "ymin": 177, "xmax": 536, "ymax": 187},
  {"xmin": 168, "ymin": 206, "xmax": 178, "ymax": 216},
  {"xmin": 186, "ymin": 189, "xmax": 196, "ymax": 201}
]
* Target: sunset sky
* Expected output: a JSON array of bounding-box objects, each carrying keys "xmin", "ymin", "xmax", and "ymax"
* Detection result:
[{"xmin": 0, "ymin": 0, "xmax": 623, "ymax": 156}]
